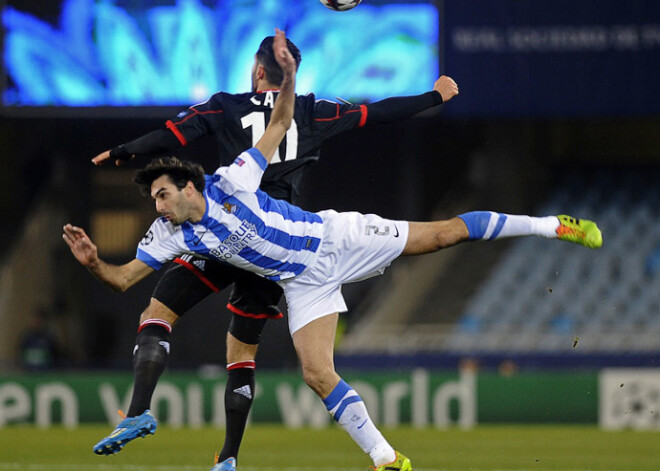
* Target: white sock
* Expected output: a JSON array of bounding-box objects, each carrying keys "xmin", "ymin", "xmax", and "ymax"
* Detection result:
[
  {"xmin": 323, "ymin": 379, "xmax": 396, "ymax": 467},
  {"xmin": 459, "ymin": 211, "xmax": 559, "ymax": 240}
]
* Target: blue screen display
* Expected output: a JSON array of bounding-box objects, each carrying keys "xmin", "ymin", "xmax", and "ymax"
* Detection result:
[{"xmin": 2, "ymin": 0, "xmax": 439, "ymax": 109}]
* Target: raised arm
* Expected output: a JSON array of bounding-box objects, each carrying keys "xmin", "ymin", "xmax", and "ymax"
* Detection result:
[
  {"xmin": 255, "ymin": 29, "xmax": 297, "ymax": 163},
  {"xmin": 62, "ymin": 224, "xmax": 154, "ymax": 292}
]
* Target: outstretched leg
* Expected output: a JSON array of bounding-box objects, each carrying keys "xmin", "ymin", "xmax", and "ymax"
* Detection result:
[{"xmin": 403, "ymin": 212, "xmax": 602, "ymax": 255}]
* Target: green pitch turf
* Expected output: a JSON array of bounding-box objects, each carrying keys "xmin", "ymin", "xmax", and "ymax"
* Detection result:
[{"xmin": 0, "ymin": 425, "xmax": 658, "ymax": 471}]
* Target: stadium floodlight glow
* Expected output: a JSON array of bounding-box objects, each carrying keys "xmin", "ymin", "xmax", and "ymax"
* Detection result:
[{"xmin": 1, "ymin": 0, "xmax": 439, "ymax": 111}]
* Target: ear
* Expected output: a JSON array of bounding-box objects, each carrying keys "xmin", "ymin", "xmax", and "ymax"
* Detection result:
[
  {"xmin": 256, "ymin": 64, "xmax": 266, "ymax": 81},
  {"xmin": 184, "ymin": 180, "xmax": 196, "ymax": 195}
]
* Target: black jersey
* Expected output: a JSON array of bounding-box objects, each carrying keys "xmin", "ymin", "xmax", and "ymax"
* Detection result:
[{"xmin": 165, "ymin": 91, "xmax": 367, "ymax": 202}]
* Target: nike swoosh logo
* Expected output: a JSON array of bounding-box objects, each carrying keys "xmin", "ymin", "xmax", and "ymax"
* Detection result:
[
  {"xmin": 393, "ymin": 225, "xmax": 399, "ymax": 238},
  {"xmin": 357, "ymin": 419, "xmax": 368, "ymax": 429}
]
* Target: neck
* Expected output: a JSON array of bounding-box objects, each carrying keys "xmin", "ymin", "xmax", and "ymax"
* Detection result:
[
  {"xmin": 256, "ymin": 81, "xmax": 279, "ymax": 92},
  {"xmin": 188, "ymin": 192, "xmax": 206, "ymax": 223}
]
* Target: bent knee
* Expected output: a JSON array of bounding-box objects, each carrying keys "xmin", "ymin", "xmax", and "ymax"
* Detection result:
[
  {"xmin": 300, "ymin": 364, "xmax": 338, "ymax": 396},
  {"xmin": 139, "ymin": 298, "xmax": 179, "ymax": 325}
]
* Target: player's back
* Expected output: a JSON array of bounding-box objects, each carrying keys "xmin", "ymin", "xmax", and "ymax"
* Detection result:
[{"xmin": 169, "ymin": 90, "xmax": 364, "ymax": 201}]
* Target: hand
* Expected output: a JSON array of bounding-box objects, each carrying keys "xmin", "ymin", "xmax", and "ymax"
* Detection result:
[
  {"xmin": 273, "ymin": 28, "xmax": 296, "ymax": 78},
  {"xmin": 91, "ymin": 149, "xmax": 134, "ymax": 166},
  {"xmin": 433, "ymin": 75, "xmax": 459, "ymax": 103},
  {"xmin": 62, "ymin": 224, "xmax": 99, "ymax": 267}
]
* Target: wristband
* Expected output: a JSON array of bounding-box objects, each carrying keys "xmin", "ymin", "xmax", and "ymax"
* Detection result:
[{"xmin": 110, "ymin": 145, "xmax": 131, "ymax": 161}]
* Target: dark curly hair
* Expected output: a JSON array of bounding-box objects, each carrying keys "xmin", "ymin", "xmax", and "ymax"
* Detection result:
[
  {"xmin": 134, "ymin": 156, "xmax": 205, "ymax": 196},
  {"xmin": 255, "ymin": 36, "xmax": 302, "ymax": 86}
]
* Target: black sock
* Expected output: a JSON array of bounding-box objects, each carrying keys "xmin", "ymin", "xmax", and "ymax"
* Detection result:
[
  {"xmin": 127, "ymin": 323, "xmax": 171, "ymax": 417},
  {"xmin": 218, "ymin": 364, "xmax": 255, "ymax": 461}
]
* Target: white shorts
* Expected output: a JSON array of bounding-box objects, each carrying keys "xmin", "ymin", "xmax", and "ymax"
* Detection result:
[{"xmin": 278, "ymin": 210, "xmax": 408, "ymax": 334}]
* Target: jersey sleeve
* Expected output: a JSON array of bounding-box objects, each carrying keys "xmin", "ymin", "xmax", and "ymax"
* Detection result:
[
  {"xmin": 312, "ymin": 98, "xmax": 367, "ymax": 139},
  {"xmin": 214, "ymin": 148, "xmax": 267, "ymax": 195},
  {"xmin": 164, "ymin": 93, "xmax": 226, "ymax": 146},
  {"xmin": 135, "ymin": 219, "xmax": 182, "ymax": 270}
]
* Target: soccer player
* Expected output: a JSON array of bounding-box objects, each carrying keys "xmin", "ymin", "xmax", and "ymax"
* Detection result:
[
  {"xmin": 64, "ymin": 29, "xmax": 602, "ymax": 471},
  {"xmin": 88, "ymin": 27, "xmax": 459, "ymax": 469}
]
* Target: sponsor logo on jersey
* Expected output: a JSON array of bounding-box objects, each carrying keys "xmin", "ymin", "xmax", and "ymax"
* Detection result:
[
  {"xmin": 234, "ymin": 157, "xmax": 245, "ymax": 167},
  {"xmin": 233, "ymin": 385, "xmax": 253, "ymax": 399},
  {"xmin": 209, "ymin": 220, "xmax": 257, "ymax": 261},
  {"xmin": 365, "ymin": 225, "xmax": 390, "ymax": 236}
]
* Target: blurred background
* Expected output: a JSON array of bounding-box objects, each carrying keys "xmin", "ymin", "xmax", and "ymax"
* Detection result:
[{"xmin": 0, "ymin": 0, "xmax": 659, "ymax": 430}]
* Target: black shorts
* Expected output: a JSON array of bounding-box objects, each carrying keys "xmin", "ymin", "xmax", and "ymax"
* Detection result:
[{"xmin": 152, "ymin": 254, "xmax": 283, "ymax": 344}]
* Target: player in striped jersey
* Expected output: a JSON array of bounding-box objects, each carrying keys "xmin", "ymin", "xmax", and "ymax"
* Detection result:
[
  {"xmin": 87, "ymin": 28, "xmax": 459, "ymax": 467},
  {"xmin": 64, "ymin": 29, "xmax": 602, "ymax": 471}
]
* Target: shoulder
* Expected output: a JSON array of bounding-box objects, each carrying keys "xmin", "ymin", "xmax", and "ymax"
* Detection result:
[
  {"xmin": 296, "ymin": 92, "xmax": 317, "ymax": 103},
  {"xmin": 189, "ymin": 91, "xmax": 250, "ymax": 110},
  {"xmin": 142, "ymin": 217, "xmax": 180, "ymax": 245}
]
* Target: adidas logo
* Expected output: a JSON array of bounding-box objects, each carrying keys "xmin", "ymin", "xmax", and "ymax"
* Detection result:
[
  {"xmin": 193, "ymin": 260, "xmax": 206, "ymax": 270},
  {"xmin": 233, "ymin": 385, "xmax": 252, "ymax": 399}
]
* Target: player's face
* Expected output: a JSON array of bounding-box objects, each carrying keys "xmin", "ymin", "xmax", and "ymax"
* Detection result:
[{"xmin": 151, "ymin": 175, "xmax": 190, "ymax": 226}]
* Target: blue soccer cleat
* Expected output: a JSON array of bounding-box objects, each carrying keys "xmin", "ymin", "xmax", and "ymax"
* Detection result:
[
  {"xmin": 93, "ymin": 409, "xmax": 157, "ymax": 455},
  {"xmin": 211, "ymin": 454, "xmax": 237, "ymax": 471}
]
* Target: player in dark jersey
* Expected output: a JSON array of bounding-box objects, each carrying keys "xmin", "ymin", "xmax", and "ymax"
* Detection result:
[{"xmin": 90, "ymin": 34, "xmax": 458, "ymax": 468}]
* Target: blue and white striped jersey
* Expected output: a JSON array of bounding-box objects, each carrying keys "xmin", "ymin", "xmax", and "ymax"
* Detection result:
[{"xmin": 135, "ymin": 148, "xmax": 324, "ymax": 281}]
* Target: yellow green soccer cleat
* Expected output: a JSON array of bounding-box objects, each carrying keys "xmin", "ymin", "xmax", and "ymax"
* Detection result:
[
  {"xmin": 371, "ymin": 451, "xmax": 412, "ymax": 471},
  {"xmin": 556, "ymin": 215, "xmax": 602, "ymax": 249}
]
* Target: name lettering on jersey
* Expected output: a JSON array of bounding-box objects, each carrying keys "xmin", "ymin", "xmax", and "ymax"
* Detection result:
[
  {"xmin": 249, "ymin": 91, "xmax": 276, "ymax": 109},
  {"xmin": 209, "ymin": 220, "xmax": 257, "ymax": 261}
]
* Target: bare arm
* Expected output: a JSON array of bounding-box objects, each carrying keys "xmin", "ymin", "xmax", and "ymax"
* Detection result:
[
  {"xmin": 62, "ymin": 224, "xmax": 154, "ymax": 292},
  {"xmin": 255, "ymin": 28, "xmax": 297, "ymax": 163}
]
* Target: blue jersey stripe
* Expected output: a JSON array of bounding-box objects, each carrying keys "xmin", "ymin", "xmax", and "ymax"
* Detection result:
[
  {"xmin": 182, "ymin": 224, "xmax": 210, "ymax": 253},
  {"xmin": 206, "ymin": 185, "xmax": 320, "ymax": 253},
  {"xmin": 238, "ymin": 246, "xmax": 307, "ymax": 277},
  {"xmin": 256, "ymin": 190, "xmax": 323, "ymax": 224},
  {"xmin": 233, "ymin": 197, "xmax": 321, "ymax": 252},
  {"xmin": 136, "ymin": 249, "xmax": 164, "ymax": 270}
]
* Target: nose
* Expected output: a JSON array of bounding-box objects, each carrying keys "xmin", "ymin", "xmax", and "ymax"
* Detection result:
[{"xmin": 156, "ymin": 200, "xmax": 165, "ymax": 213}]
